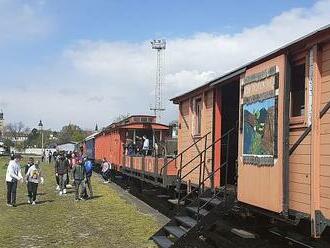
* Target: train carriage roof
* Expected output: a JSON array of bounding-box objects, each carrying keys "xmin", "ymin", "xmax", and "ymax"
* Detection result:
[{"xmin": 170, "ymin": 24, "xmax": 330, "ymax": 104}]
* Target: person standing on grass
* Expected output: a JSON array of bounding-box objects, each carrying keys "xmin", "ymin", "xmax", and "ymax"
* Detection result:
[
  {"xmin": 5, "ymin": 154, "xmax": 23, "ymax": 207},
  {"xmin": 25, "ymin": 160, "xmax": 44, "ymax": 205},
  {"xmin": 41, "ymin": 150, "xmax": 45, "ymax": 162},
  {"xmin": 70, "ymin": 153, "xmax": 77, "ymax": 179},
  {"xmin": 25, "ymin": 157, "xmax": 34, "ymax": 175},
  {"xmin": 55, "ymin": 153, "xmax": 69, "ymax": 196},
  {"xmin": 54, "ymin": 154, "xmax": 60, "ymax": 191},
  {"xmin": 83, "ymin": 157, "xmax": 94, "ymax": 199},
  {"xmin": 101, "ymin": 158, "xmax": 111, "ymax": 183},
  {"xmin": 48, "ymin": 150, "xmax": 52, "ymax": 163},
  {"xmin": 72, "ymin": 159, "xmax": 86, "ymax": 201},
  {"xmin": 24, "ymin": 157, "xmax": 35, "ymax": 199}
]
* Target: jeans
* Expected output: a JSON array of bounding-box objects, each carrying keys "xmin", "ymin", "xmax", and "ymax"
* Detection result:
[
  {"xmin": 84, "ymin": 176, "xmax": 93, "ymax": 198},
  {"xmin": 55, "ymin": 174, "xmax": 59, "ymax": 185},
  {"xmin": 27, "ymin": 182, "xmax": 38, "ymax": 201},
  {"xmin": 74, "ymin": 180, "xmax": 85, "ymax": 200},
  {"xmin": 58, "ymin": 174, "xmax": 67, "ymax": 191},
  {"xmin": 6, "ymin": 180, "xmax": 18, "ymax": 205}
]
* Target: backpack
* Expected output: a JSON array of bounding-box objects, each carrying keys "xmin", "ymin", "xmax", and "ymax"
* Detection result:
[{"xmin": 84, "ymin": 160, "xmax": 93, "ymax": 175}]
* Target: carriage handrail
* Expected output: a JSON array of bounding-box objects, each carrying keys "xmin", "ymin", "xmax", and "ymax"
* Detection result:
[
  {"xmin": 177, "ymin": 127, "xmax": 235, "ymax": 178},
  {"xmin": 176, "ymin": 126, "xmax": 237, "ymax": 211},
  {"xmin": 159, "ymin": 131, "xmax": 211, "ymax": 175}
]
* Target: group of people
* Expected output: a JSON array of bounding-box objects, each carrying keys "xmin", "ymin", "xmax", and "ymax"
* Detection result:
[
  {"xmin": 5, "ymin": 150, "xmax": 100, "ymax": 207},
  {"xmin": 6, "ymin": 154, "xmax": 43, "ymax": 207},
  {"xmin": 54, "ymin": 151, "xmax": 94, "ymax": 201},
  {"xmin": 125, "ymin": 135, "xmax": 151, "ymax": 156}
]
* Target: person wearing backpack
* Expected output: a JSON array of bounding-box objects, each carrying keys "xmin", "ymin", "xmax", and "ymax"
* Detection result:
[{"xmin": 83, "ymin": 157, "xmax": 93, "ymax": 199}]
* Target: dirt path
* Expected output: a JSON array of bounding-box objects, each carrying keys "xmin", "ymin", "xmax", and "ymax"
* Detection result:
[{"xmin": 0, "ymin": 157, "xmax": 159, "ymax": 248}]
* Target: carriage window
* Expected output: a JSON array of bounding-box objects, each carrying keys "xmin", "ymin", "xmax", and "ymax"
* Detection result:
[
  {"xmin": 290, "ymin": 63, "xmax": 306, "ymax": 117},
  {"xmin": 193, "ymin": 98, "xmax": 202, "ymax": 135}
]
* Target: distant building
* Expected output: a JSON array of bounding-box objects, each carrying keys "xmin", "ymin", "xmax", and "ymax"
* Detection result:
[{"xmin": 56, "ymin": 142, "xmax": 77, "ymax": 153}]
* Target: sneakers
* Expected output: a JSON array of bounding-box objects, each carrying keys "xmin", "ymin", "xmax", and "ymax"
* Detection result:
[
  {"xmin": 59, "ymin": 191, "xmax": 63, "ymax": 196},
  {"xmin": 6, "ymin": 203, "xmax": 13, "ymax": 207},
  {"xmin": 63, "ymin": 189, "xmax": 67, "ymax": 194},
  {"xmin": 28, "ymin": 199, "xmax": 31, "ymax": 204},
  {"xmin": 32, "ymin": 201, "xmax": 36, "ymax": 205},
  {"xmin": 56, "ymin": 185, "xmax": 60, "ymax": 191}
]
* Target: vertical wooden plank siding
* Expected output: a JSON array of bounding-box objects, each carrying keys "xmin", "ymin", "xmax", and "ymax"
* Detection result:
[
  {"xmin": 95, "ymin": 130, "xmax": 123, "ymax": 168},
  {"xmin": 238, "ymin": 55, "xmax": 285, "ymax": 213},
  {"xmin": 320, "ymin": 43, "xmax": 330, "ymax": 219},
  {"xmin": 177, "ymin": 90, "xmax": 214, "ymax": 186},
  {"xmin": 289, "ymin": 131, "xmax": 311, "ymax": 214}
]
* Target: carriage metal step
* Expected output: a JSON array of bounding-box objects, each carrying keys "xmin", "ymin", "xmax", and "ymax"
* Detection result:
[
  {"xmin": 175, "ymin": 216, "xmax": 197, "ymax": 229},
  {"xmin": 157, "ymin": 194, "xmax": 170, "ymax": 198},
  {"xmin": 186, "ymin": 206, "xmax": 209, "ymax": 216},
  {"xmin": 200, "ymin": 197, "xmax": 222, "ymax": 206},
  {"xmin": 152, "ymin": 235, "xmax": 173, "ymax": 248},
  {"xmin": 168, "ymin": 199, "xmax": 185, "ymax": 205},
  {"xmin": 164, "ymin": 225, "xmax": 187, "ymax": 239}
]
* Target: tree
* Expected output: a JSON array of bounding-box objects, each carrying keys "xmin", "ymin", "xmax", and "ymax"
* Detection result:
[
  {"xmin": 3, "ymin": 138, "xmax": 14, "ymax": 149},
  {"xmin": 4, "ymin": 122, "xmax": 30, "ymax": 149},
  {"xmin": 4, "ymin": 122, "xmax": 29, "ymax": 141},
  {"xmin": 58, "ymin": 124, "xmax": 87, "ymax": 143}
]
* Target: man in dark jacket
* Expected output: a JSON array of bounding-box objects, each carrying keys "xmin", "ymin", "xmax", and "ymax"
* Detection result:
[
  {"xmin": 55, "ymin": 153, "xmax": 69, "ymax": 195},
  {"xmin": 72, "ymin": 159, "xmax": 86, "ymax": 201}
]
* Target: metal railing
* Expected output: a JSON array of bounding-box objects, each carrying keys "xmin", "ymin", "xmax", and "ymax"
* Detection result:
[
  {"xmin": 159, "ymin": 131, "xmax": 211, "ymax": 176},
  {"xmin": 176, "ymin": 126, "xmax": 237, "ymax": 220},
  {"xmin": 290, "ymin": 100, "xmax": 330, "ymax": 155}
]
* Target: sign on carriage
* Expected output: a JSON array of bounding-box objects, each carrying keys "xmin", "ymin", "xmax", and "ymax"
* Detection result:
[{"xmin": 242, "ymin": 66, "xmax": 278, "ymax": 165}]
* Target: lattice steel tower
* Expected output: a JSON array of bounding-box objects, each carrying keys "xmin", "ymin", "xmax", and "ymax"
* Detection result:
[{"xmin": 150, "ymin": 39, "xmax": 166, "ymax": 122}]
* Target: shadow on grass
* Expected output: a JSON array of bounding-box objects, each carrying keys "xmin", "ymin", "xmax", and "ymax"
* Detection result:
[
  {"xmin": 37, "ymin": 199, "xmax": 54, "ymax": 205},
  {"xmin": 89, "ymin": 195, "xmax": 103, "ymax": 200},
  {"xmin": 37, "ymin": 192, "xmax": 47, "ymax": 196},
  {"xmin": 16, "ymin": 199, "xmax": 54, "ymax": 206}
]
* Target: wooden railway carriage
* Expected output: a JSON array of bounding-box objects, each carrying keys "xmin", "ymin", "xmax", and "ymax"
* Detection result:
[
  {"xmin": 159, "ymin": 25, "xmax": 330, "ymax": 240},
  {"xmin": 94, "ymin": 115, "xmax": 177, "ymax": 186},
  {"xmin": 84, "ymin": 132, "xmax": 98, "ymax": 160}
]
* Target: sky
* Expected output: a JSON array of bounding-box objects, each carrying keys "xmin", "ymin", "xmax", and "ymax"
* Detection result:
[{"xmin": 1, "ymin": 0, "xmax": 330, "ymax": 130}]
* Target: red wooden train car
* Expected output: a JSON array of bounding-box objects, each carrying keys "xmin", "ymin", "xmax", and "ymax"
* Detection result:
[
  {"xmin": 94, "ymin": 115, "xmax": 177, "ymax": 186},
  {"xmin": 158, "ymin": 26, "xmax": 330, "ymax": 240}
]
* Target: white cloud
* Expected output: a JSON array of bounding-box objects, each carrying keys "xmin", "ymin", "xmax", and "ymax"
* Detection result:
[
  {"xmin": 1, "ymin": 0, "xmax": 330, "ymax": 130},
  {"xmin": 0, "ymin": 0, "xmax": 50, "ymax": 42}
]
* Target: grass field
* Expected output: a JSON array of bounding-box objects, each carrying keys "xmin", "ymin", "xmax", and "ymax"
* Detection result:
[{"xmin": 0, "ymin": 156, "xmax": 159, "ymax": 248}]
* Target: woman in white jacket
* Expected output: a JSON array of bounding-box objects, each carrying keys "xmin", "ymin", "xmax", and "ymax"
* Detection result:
[{"xmin": 5, "ymin": 154, "xmax": 23, "ymax": 207}]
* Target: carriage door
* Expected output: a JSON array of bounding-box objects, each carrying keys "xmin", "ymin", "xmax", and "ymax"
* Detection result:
[{"xmin": 238, "ymin": 56, "xmax": 286, "ymax": 213}]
